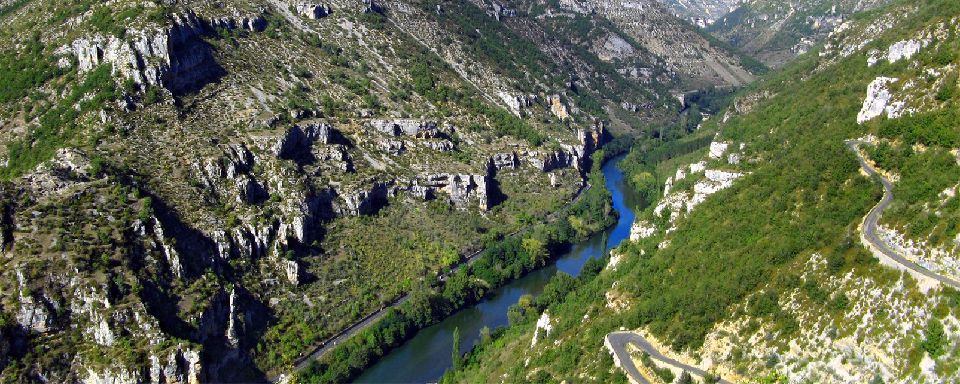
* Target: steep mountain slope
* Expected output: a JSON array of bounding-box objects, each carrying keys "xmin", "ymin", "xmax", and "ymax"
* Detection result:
[
  {"xmin": 656, "ymin": 0, "xmax": 742, "ymax": 27},
  {"xmin": 707, "ymin": 0, "xmax": 890, "ymax": 67},
  {"xmin": 549, "ymin": 0, "xmax": 758, "ymax": 88},
  {"xmin": 0, "ymin": 0, "xmax": 759, "ymax": 381},
  {"xmin": 443, "ymin": 0, "xmax": 960, "ymax": 382}
]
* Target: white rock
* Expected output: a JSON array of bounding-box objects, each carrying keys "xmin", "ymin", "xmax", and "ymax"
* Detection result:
[
  {"xmin": 728, "ymin": 152, "xmax": 741, "ymax": 165},
  {"xmin": 886, "ymin": 39, "xmax": 925, "ymax": 64},
  {"xmin": 689, "ymin": 161, "xmax": 706, "ymax": 174},
  {"xmin": 630, "ymin": 220, "xmax": 656, "ymax": 241},
  {"xmin": 857, "ymin": 77, "xmax": 900, "ymax": 124},
  {"xmin": 531, "ymin": 312, "xmax": 553, "ymax": 347},
  {"xmin": 709, "ymin": 141, "xmax": 730, "ymax": 159},
  {"xmin": 606, "ymin": 251, "xmax": 622, "ymax": 270}
]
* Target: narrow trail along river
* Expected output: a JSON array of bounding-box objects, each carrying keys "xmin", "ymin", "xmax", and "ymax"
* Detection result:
[{"xmin": 355, "ymin": 155, "xmax": 644, "ymax": 383}]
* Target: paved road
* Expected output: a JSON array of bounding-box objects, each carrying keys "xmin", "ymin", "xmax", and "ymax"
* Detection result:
[
  {"xmin": 847, "ymin": 141, "xmax": 960, "ymax": 290},
  {"xmin": 606, "ymin": 332, "xmax": 732, "ymax": 384},
  {"xmin": 270, "ymin": 183, "xmax": 593, "ymax": 382}
]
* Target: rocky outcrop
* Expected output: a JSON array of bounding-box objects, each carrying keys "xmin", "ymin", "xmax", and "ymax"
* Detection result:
[
  {"xmin": 708, "ymin": 139, "xmax": 729, "ymax": 159},
  {"xmin": 376, "ymin": 138, "xmax": 406, "ymax": 155},
  {"xmin": 272, "ymin": 122, "xmax": 342, "ymax": 159},
  {"xmin": 558, "ymin": 0, "xmax": 596, "ymax": 15},
  {"xmin": 868, "ymin": 39, "xmax": 928, "ymax": 66},
  {"xmin": 83, "ymin": 343, "xmax": 203, "ymax": 384},
  {"xmin": 491, "ymin": 2, "xmax": 517, "ymax": 21},
  {"xmin": 548, "ymin": 95, "xmax": 570, "ymax": 120},
  {"xmin": 630, "ymin": 220, "xmax": 656, "ymax": 241},
  {"xmin": 527, "ymin": 123, "xmax": 606, "ymax": 174},
  {"xmin": 689, "ymin": 170, "xmax": 744, "ymax": 208},
  {"xmin": 528, "ymin": 147, "xmax": 582, "ymax": 173},
  {"xmin": 337, "ymin": 181, "xmax": 393, "ymax": 216},
  {"xmin": 369, "ymin": 119, "xmax": 440, "ymax": 138},
  {"xmin": 531, "ymin": 312, "xmax": 553, "ymax": 347},
  {"xmin": 208, "ymin": 14, "xmax": 268, "ymax": 32},
  {"xmin": 656, "ymin": 164, "xmax": 745, "ymax": 222},
  {"xmin": 295, "ymin": 3, "xmax": 332, "ymax": 19},
  {"xmin": 857, "ymin": 77, "xmax": 904, "ymax": 124},
  {"xmin": 225, "ymin": 289, "xmax": 241, "ymax": 348},
  {"xmin": 579, "ymin": 124, "xmax": 606, "ymax": 155},
  {"xmin": 489, "ymin": 152, "xmax": 519, "ymax": 171},
  {"xmin": 152, "ymin": 345, "xmax": 204, "ymax": 384},
  {"xmin": 71, "ymin": 11, "xmax": 226, "ymax": 94},
  {"xmin": 15, "ymin": 270, "xmax": 51, "ymax": 333},
  {"xmin": 498, "ymin": 92, "xmax": 537, "ymax": 116},
  {"xmin": 420, "ymin": 174, "xmax": 492, "ymax": 210},
  {"xmin": 424, "ymin": 140, "xmax": 454, "ymax": 152},
  {"xmin": 620, "ymin": 101, "xmax": 654, "ymax": 112},
  {"xmin": 22, "ymin": 148, "xmax": 94, "ymax": 198},
  {"xmin": 314, "ymin": 144, "xmax": 354, "ymax": 171},
  {"xmin": 598, "ymin": 33, "xmax": 636, "ymax": 61},
  {"xmin": 194, "ymin": 144, "xmax": 267, "ymax": 205}
]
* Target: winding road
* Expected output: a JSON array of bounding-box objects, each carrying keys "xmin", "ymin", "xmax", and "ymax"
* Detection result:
[
  {"xmin": 270, "ymin": 182, "xmax": 593, "ymax": 382},
  {"xmin": 605, "ymin": 332, "xmax": 732, "ymax": 384},
  {"xmin": 846, "ymin": 140, "xmax": 960, "ymax": 290}
]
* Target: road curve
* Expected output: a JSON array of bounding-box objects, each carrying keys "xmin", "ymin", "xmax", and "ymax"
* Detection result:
[
  {"xmin": 847, "ymin": 140, "xmax": 960, "ymax": 290},
  {"xmin": 606, "ymin": 332, "xmax": 733, "ymax": 384},
  {"xmin": 270, "ymin": 183, "xmax": 593, "ymax": 382}
]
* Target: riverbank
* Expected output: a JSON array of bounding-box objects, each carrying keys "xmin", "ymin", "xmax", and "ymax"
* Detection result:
[
  {"xmin": 355, "ymin": 152, "xmax": 643, "ymax": 383},
  {"xmin": 291, "ymin": 151, "xmax": 624, "ymax": 383}
]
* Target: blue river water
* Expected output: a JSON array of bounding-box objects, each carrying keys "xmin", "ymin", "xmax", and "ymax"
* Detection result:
[{"xmin": 355, "ymin": 155, "xmax": 641, "ymax": 383}]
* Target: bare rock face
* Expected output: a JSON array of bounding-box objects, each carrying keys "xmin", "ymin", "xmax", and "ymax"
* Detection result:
[
  {"xmin": 226, "ymin": 289, "xmax": 241, "ymax": 348},
  {"xmin": 491, "ymin": 2, "xmax": 517, "ymax": 21},
  {"xmin": 857, "ymin": 77, "xmax": 904, "ymax": 124},
  {"xmin": 548, "ymin": 95, "xmax": 570, "ymax": 120},
  {"xmin": 22, "ymin": 148, "xmax": 94, "ymax": 198},
  {"xmin": 273, "ymin": 123, "xmax": 341, "ymax": 159},
  {"xmin": 528, "ymin": 147, "xmax": 581, "ymax": 173},
  {"xmin": 194, "ymin": 144, "xmax": 267, "ymax": 205},
  {"xmin": 71, "ymin": 11, "xmax": 225, "ymax": 94},
  {"xmin": 490, "ymin": 152, "xmax": 519, "ymax": 171},
  {"xmin": 376, "ymin": 138, "xmax": 406, "ymax": 155},
  {"xmin": 148, "ymin": 344, "xmax": 204, "ymax": 384},
  {"xmin": 369, "ymin": 119, "xmax": 440, "ymax": 138},
  {"xmin": 708, "ymin": 140, "xmax": 730, "ymax": 159},
  {"xmin": 281, "ymin": 259, "xmax": 302, "ymax": 286},
  {"xmin": 421, "ymin": 174, "xmax": 492, "ymax": 210},
  {"xmin": 16, "ymin": 290, "xmax": 51, "ymax": 334},
  {"xmin": 425, "ymin": 140, "xmax": 455, "ymax": 152},
  {"xmin": 598, "ymin": 33, "xmax": 636, "ymax": 61},
  {"xmin": 337, "ymin": 181, "xmax": 393, "ymax": 216},
  {"xmin": 578, "ymin": 123, "xmax": 606, "ymax": 155},
  {"xmin": 527, "ymin": 123, "xmax": 606, "ymax": 173},
  {"xmin": 498, "ymin": 92, "xmax": 537, "ymax": 116},
  {"xmin": 209, "ymin": 14, "xmax": 268, "ymax": 32},
  {"xmin": 295, "ymin": 3, "xmax": 333, "ymax": 19}
]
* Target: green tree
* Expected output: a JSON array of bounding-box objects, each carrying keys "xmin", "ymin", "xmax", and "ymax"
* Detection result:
[
  {"xmin": 451, "ymin": 326, "xmax": 462, "ymax": 370},
  {"xmin": 755, "ymin": 371, "xmax": 788, "ymax": 384},
  {"xmin": 522, "ymin": 237, "xmax": 548, "ymax": 268},
  {"xmin": 920, "ymin": 318, "xmax": 945, "ymax": 358}
]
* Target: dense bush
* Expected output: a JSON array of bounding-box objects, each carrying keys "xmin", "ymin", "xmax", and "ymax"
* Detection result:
[
  {"xmin": 874, "ymin": 108, "xmax": 960, "ymax": 148},
  {"xmin": 1, "ymin": 64, "xmax": 117, "ymax": 179},
  {"xmin": 0, "ymin": 34, "xmax": 58, "ymax": 104}
]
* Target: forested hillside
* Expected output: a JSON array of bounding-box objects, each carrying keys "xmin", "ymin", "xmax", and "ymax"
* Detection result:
[
  {"xmin": 0, "ymin": 0, "xmax": 756, "ymax": 381},
  {"xmin": 708, "ymin": 0, "xmax": 890, "ymax": 67},
  {"xmin": 443, "ymin": 0, "xmax": 960, "ymax": 382}
]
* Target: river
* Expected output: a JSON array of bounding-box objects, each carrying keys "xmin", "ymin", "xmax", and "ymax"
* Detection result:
[{"xmin": 354, "ymin": 155, "xmax": 643, "ymax": 383}]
